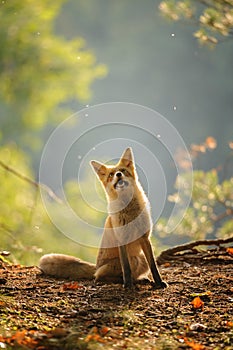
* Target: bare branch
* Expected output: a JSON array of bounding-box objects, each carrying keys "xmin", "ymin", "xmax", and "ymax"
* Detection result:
[
  {"xmin": 157, "ymin": 236, "xmax": 233, "ymax": 264},
  {"xmin": 0, "ymin": 160, "xmax": 62, "ymax": 204}
]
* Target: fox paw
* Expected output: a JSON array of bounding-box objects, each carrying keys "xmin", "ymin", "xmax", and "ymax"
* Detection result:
[
  {"xmin": 136, "ymin": 278, "xmax": 152, "ymax": 285},
  {"xmin": 151, "ymin": 280, "xmax": 168, "ymax": 290},
  {"xmin": 123, "ymin": 280, "xmax": 134, "ymax": 289}
]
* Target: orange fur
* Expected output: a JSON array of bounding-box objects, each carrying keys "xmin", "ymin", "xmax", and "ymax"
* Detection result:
[{"xmin": 39, "ymin": 148, "xmax": 167, "ymax": 289}]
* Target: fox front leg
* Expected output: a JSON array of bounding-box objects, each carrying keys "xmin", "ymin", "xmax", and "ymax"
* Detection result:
[
  {"xmin": 139, "ymin": 236, "xmax": 168, "ymax": 289},
  {"xmin": 118, "ymin": 245, "xmax": 133, "ymax": 288}
]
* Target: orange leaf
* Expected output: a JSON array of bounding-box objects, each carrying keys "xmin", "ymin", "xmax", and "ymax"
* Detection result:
[
  {"xmin": 1, "ymin": 330, "xmax": 38, "ymax": 348},
  {"xmin": 226, "ymin": 321, "xmax": 233, "ymax": 327},
  {"xmin": 226, "ymin": 247, "xmax": 233, "ymax": 256},
  {"xmin": 100, "ymin": 326, "xmax": 110, "ymax": 336},
  {"xmin": 184, "ymin": 338, "xmax": 205, "ymax": 350},
  {"xmin": 163, "ymin": 262, "xmax": 171, "ymax": 267},
  {"xmin": 84, "ymin": 327, "xmax": 105, "ymax": 343},
  {"xmin": 62, "ymin": 281, "xmax": 83, "ymax": 290},
  {"xmin": 191, "ymin": 296, "xmax": 204, "ymax": 309}
]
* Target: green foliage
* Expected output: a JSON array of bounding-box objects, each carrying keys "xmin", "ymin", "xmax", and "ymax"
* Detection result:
[
  {"xmin": 0, "ymin": 144, "xmax": 43, "ymax": 263},
  {"xmin": 0, "ymin": 0, "xmax": 107, "ymax": 141},
  {"xmin": 0, "ymin": 144, "xmax": 100, "ymax": 265},
  {"xmin": 156, "ymin": 169, "xmax": 233, "ymax": 241},
  {"xmin": 159, "ymin": 0, "xmax": 194, "ymax": 21},
  {"xmin": 159, "ymin": 0, "xmax": 233, "ymax": 46},
  {"xmin": 0, "ymin": 1, "xmax": 108, "ymax": 263},
  {"xmin": 0, "ymin": 144, "xmax": 34, "ymax": 231}
]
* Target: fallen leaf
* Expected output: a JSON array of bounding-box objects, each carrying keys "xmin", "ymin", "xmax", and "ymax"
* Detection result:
[
  {"xmin": 100, "ymin": 326, "xmax": 110, "ymax": 336},
  {"xmin": 163, "ymin": 262, "xmax": 171, "ymax": 267},
  {"xmin": 184, "ymin": 337, "xmax": 205, "ymax": 350},
  {"xmin": 61, "ymin": 281, "xmax": 83, "ymax": 291},
  {"xmin": 226, "ymin": 247, "xmax": 233, "ymax": 256},
  {"xmin": 189, "ymin": 323, "xmax": 207, "ymax": 331},
  {"xmin": 0, "ymin": 330, "xmax": 38, "ymax": 349},
  {"xmin": 226, "ymin": 321, "xmax": 233, "ymax": 328},
  {"xmin": 84, "ymin": 327, "xmax": 105, "ymax": 343},
  {"xmin": 85, "ymin": 333, "xmax": 105, "ymax": 343},
  {"xmin": 190, "ymin": 291, "xmax": 212, "ymax": 298},
  {"xmin": 191, "ymin": 297, "xmax": 204, "ymax": 309}
]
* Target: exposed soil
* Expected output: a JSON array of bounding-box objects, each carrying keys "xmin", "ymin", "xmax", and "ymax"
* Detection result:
[{"xmin": 0, "ymin": 260, "xmax": 233, "ymax": 349}]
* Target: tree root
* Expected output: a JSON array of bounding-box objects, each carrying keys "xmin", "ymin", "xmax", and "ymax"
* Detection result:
[{"xmin": 157, "ymin": 236, "xmax": 233, "ymax": 265}]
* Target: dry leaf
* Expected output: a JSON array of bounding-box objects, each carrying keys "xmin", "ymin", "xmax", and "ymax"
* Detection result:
[
  {"xmin": 226, "ymin": 247, "xmax": 233, "ymax": 256},
  {"xmin": 100, "ymin": 326, "xmax": 110, "ymax": 336},
  {"xmin": 163, "ymin": 262, "xmax": 171, "ymax": 267},
  {"xmin": 84, "ymin": 327, "xmax": 105, "ymax": 343},
  {"xmin": 0, "ymin": 330, "xmax": 38, "ymax": 348},
  {"xmin": 189, "ymin": 323, "xmax": 207, "ymax": 331},
  {"xmin": 226, "ymin": 321, "xmax": 233, "ymax": 327},
  {"xmin": 61, "ymin": 281, "xmax": 83, "ymax": 291},
  {"xmin": 184, "ymin": 338, "xmax": 205, "ymax": 350},
  {"xmin": 85, "ymin": 334, "xmax": 105, "ymax": 343},
  {"xmin": 191, "ymin": 296, "xmax": 204, "ymax": 309},
  {"xmin": 190, "ymin": 291, "xmax": 212, "ymax": 298}
]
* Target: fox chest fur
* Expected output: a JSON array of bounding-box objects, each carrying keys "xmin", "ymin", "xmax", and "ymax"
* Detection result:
[{"xmin": 108, "ymin": 190, "xmax": 152, "ymax": 245}]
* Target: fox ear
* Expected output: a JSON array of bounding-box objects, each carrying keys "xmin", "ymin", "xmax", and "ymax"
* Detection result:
[
  {"xmin": 90, "ymin": 160, "xmax": 107, "ymax": 180},
  {"xmin": 119, "ymin": 147, "xmax": 134, "ymax": 169}
]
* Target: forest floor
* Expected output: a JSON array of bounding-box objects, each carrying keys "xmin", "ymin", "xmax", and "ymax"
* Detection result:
[{"xmin": 0, "ymin": 260, "xmax": 233, "ymax": 350}]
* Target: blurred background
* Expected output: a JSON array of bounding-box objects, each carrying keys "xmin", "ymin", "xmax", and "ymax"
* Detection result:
[{"xmin": 1, "ymin": 0, "xmax": 232, "ymax": 265}]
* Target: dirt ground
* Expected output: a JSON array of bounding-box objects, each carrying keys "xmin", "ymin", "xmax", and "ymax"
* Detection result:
[{"xmin": 0, "ymin": 260, "xmax": 233, "ymax": 350}]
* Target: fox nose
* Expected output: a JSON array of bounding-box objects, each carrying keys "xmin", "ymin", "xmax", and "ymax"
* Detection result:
[{"xmin": 116, "ymin": 172, "xmax": 122, "ymax": 178}]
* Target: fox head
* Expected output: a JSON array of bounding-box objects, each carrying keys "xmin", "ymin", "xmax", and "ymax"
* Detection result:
[{"xmin": 90, "ymin": 148, "xmax": 137, "ymax": 202}]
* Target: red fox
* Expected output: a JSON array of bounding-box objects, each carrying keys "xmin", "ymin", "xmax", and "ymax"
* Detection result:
[{"xmin": 39, "ymin": 148, "xmax": 167, "ymax": 289}]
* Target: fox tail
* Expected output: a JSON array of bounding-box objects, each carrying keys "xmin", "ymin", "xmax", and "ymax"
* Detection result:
[{"xmin": 39, "ymin": 254, "xmax": 96, "ymax": 280}]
